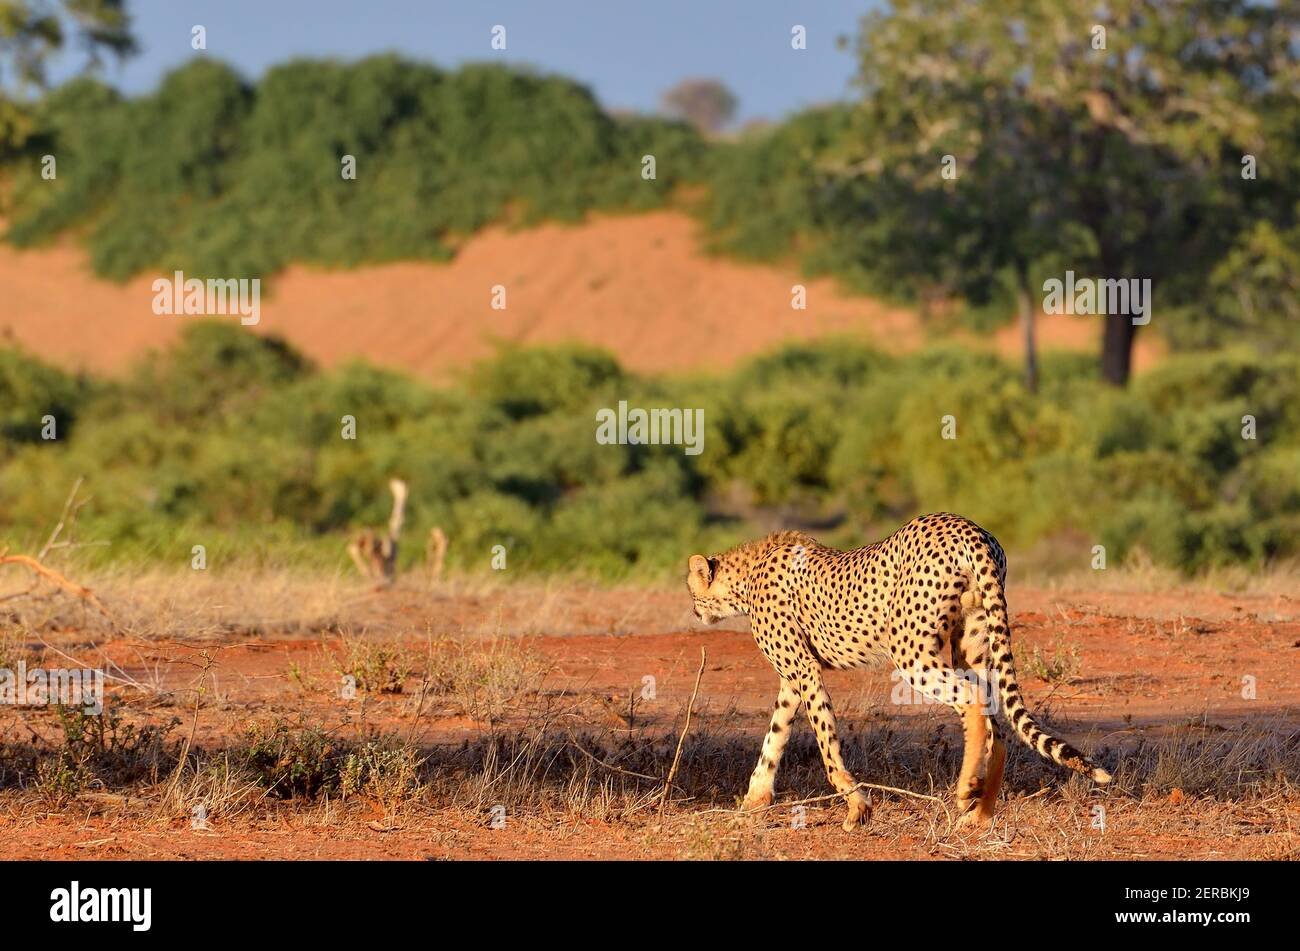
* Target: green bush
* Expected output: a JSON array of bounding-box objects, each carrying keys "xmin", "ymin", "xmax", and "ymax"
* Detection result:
[
  {"xmin": 0, "ymin": 349, "xmax": 86, "ymax": 451},
  {"xmin": 129, "ymin": 321, "xmax": 311, "ymax": 425},
  {"xmin": 3, "ymin": 57, "xmax": 705, "ymax": 283},
  {"xmin": 0, "ymin": 325, "xmax": 1296, "ymax": 577},
  {"xmin": 704, "ymin": 106, "xmax": 856, "ymax": 260},
  {"xmin": 468, "ymin": 344, "xmax": 626, "ymax": 420}
]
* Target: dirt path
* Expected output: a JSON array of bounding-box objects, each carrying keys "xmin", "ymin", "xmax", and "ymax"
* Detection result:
[{"xmin": 1, "ymin": 585, "xmax": 1295, "ymax": 860}]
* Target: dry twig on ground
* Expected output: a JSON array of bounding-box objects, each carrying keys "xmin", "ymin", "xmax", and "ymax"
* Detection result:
[
  {"xmin": 659, "ymin": 647, "xmax": 706, "ymax": 818},
  {"xmin": 0, "ymin": 547, "xmax": 116, "ymax": 629}
]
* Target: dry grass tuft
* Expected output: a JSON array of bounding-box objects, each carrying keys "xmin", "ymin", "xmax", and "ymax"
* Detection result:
[
  {"xmin": 1020, "ymin": 549, "xmax": 1300, "ymax": 597},
  {"xmin": 159, "ymin": 753, "xmax": 267, "ymax": 825},
  {"xmin": 330, "ymin": 634, "xmax": 415, "ymax": 694},
  {"xmin": 416, "ymin": 634, "xmax": 552, "ymax": 724}
]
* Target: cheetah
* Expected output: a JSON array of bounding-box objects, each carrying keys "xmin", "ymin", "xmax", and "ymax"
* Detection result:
[{"xmin": 685, "ymin": 512, "xmax": 1111, "ymax": 831}]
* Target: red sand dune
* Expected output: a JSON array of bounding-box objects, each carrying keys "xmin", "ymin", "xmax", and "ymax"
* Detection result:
[{"xmin": 0, "ymin": 210, "xmax": 1160, "ymax": 380}]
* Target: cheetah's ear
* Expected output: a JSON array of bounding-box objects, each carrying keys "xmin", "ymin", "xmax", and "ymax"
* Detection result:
[{"xmin": 687, "ymin": 554, "xmax": 713, "ymax": 593}]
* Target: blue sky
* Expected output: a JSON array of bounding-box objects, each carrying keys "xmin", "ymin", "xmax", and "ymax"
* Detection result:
[{"xmin": 45, "ymin": 0, "xmax": 877, "ymax": 124}]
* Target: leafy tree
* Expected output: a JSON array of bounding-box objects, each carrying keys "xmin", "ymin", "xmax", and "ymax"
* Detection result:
[
  {"xmin": 1192, "ymin": 219, "xmax": 1300, "ymax": 352},
  {"xmin": 1179, "ymin": 98, "xmax": 1300, "ymax": 354},
  {"xmin": 0, "ymin": 0, "xmax": 134, "ymax": 152},
  {"xmin": 660, "ymin": 78, "xmax": 737, "ymax": 134},
  {"xmin": 0, "ymin": 0, "xmax": 133, "ymax": 86},
  {"xmin": 839, "ymin": 0, "xmax": 1298, "ymax": 385}
]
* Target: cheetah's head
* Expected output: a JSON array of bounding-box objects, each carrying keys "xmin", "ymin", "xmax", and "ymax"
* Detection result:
[{"xmin": 686, "ymin": 553, "xmax": 747, "ymax": 624}]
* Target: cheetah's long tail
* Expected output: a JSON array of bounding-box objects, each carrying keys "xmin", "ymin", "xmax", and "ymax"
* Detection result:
[{"xmin": 971, "ymin": 570, "xmax": 1111, "ymax": 784}]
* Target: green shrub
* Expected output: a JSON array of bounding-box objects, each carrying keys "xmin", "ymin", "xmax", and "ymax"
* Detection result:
[
  {"xmin": 0, "ymin": 327, "xmax": 1295, "ymax": 577},
  {"xmin": 704, "ymin": 106, "xmax": 856, "ymax": 263},
  {"xmin": 128, "ymin": 322, "xmax": 311, "ymax": 425},
  {"xmin": 468, "ymin": 344, "xmax": 626, "ymax": 420},
  {"xmin": 0, "ymin": 349, "xmax": 86, "ymax": 451},
  {"xmin": 241, "ymin": 719, "xmax": 340, "ymax": 799},
  {"xmin": 4, "ymin": 57, "xmax": 704, "ymax": 283}
]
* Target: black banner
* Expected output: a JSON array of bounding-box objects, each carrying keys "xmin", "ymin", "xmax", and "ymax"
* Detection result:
[{"xmin": 0, "ymin": 860, "xmax": 1277, "ymax": 937}]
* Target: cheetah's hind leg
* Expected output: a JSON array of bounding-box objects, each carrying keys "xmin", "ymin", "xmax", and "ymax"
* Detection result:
[
  {"xmin": 890, "ymin": 621, "xmax": 997, "ymax": 831},
  {"xmin": 954, "ymin": 601, "xmax": 1005, "ymax": 829}
]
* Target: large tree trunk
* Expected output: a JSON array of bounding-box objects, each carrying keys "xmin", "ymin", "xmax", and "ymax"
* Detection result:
[
  {"xmin": 1101, "ymin": 317, "xmax": 1136, "ymax": 386},
  {"xmin": 1077, "ymin": 125, "xmax": 1137, "ymax": 388}
]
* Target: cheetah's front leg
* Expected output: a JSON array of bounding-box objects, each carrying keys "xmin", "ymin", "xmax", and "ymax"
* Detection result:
[
  {"xmin": 742, "ymin": 678, "xmax": 801, "ymax": 812},
  {"xmin": 798, "ymin": 669, "xmax": 870, "ymax": 831}
]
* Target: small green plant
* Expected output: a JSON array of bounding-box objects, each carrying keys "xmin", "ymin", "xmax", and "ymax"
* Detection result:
[
  {"xmin": 331, "ymin": 635, "xmax": 413, "ymax": 694},
  {"xmin": 239, "ymin": 718, "xmax": 424, "ymax": 805},
  {"xmin": 1025, "ymin": 638, "xmax": 1082, "ymax": 685},
  {"xmin": 285, "ymin": 660, "xmax": 309, "ymax": 694},
  {"xmin": 33, "ymin": 749, "xmax": 90, "ymax": 805},
  {"xmin": 30, "ymin": 704, "xmax": 180, "ymax": 803},
  {"xmin": 241, "ymin": 719, "xmax": 341, "ymax": 799},
  {"xmin": 60, "ymin": 704, "xmax": 178, "ymax": 782},
  {"xmin": 340, "ymin": 736, "xmax": 425, "ymax": 809}
]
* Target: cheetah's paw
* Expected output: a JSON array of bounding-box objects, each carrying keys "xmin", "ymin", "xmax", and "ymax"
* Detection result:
[
  {"xmin": 956, "ymin": 807, "xmax": 994, "ymax": 832},
  {"xmin": 842, "ymin": 792, "xmax": 870, "ymax": 831}
]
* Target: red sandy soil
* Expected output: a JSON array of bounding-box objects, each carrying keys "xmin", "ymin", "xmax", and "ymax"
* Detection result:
[
  {"xmin": 1, "ymin": 584, "xmax": 1295, "ymax": 860},
  {"xmin": 0, "ymin": 211, "xmax": 1162, "ymax": 381}
]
